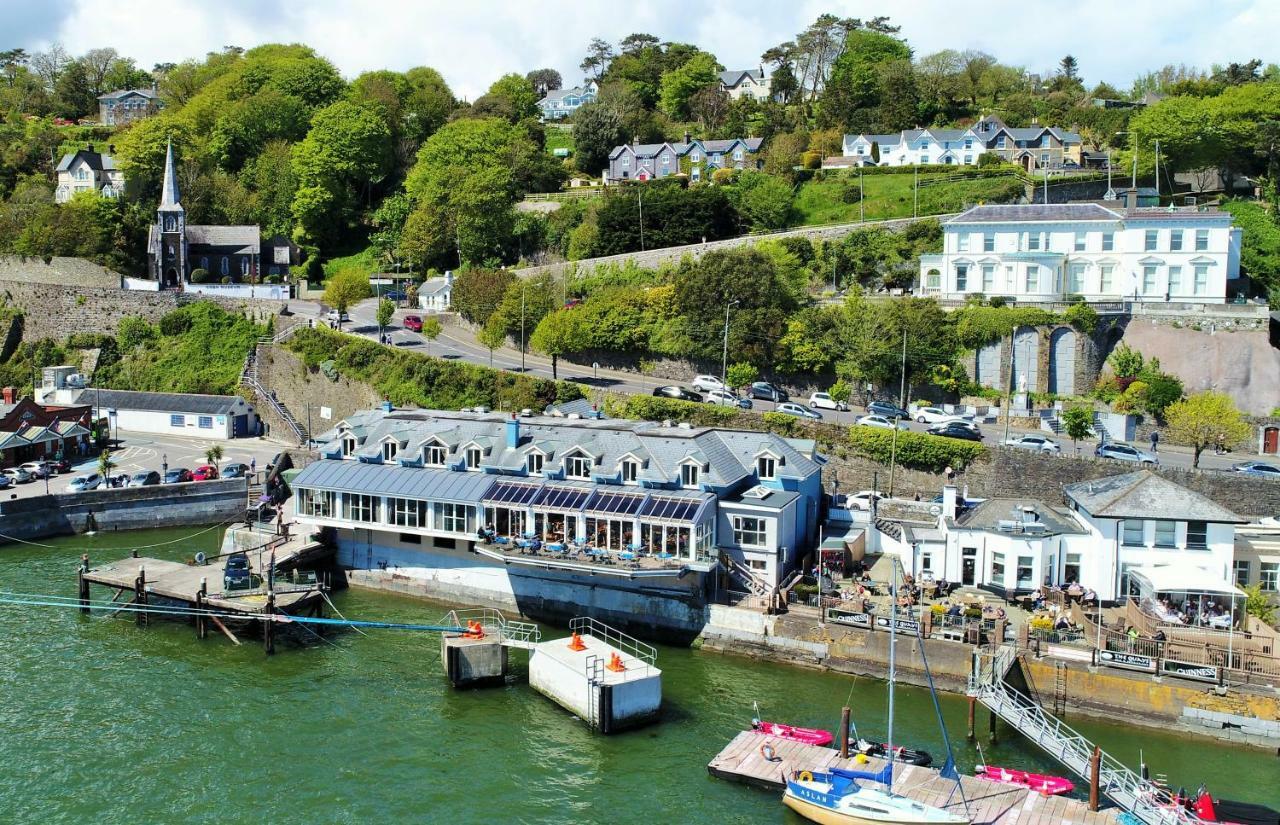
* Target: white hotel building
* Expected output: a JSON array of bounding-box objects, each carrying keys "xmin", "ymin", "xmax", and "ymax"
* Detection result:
[{"xmin": 918, "ymin": 203, "xmax": 1243, "ymax": 304}]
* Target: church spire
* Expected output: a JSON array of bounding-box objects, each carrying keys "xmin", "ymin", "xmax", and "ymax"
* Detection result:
[{"xmin": 158, "ymin": 138, "xmax": 182, "ymax": 212}]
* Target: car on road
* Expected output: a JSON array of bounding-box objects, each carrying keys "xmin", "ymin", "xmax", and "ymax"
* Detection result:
[
  {"xmin": 867, "ymin": 401, "xmax": 910, "ymax": 420},
  {"xmin": 2, "ymin": 467, "xmax": 33, "ymax": 484},
  {"xmin": 808, "ymin": 392, "xmax": 849, "ymax": 412},
  {"xmin": 381, "ymin": 289, "xmax": 407, "ymax": 302},
  {"xmin": 748, "ymin": 382, "xmax": 788, "ymax": 402},
  {"xmin": 652, "ymin": 386, "xmax": 703, "ymax": 403},
  {"xmin": 775, "ymin": 402, "xmax": 822, "ymax": 420},
  {"xmin": 927, "ymin": 422, "xmax": 983, "ymax": 441},
  {"xmin": 221, "ymin": 463, "xmax": 249, "ymax": 479},
  {"xmin": 0, "ymin": 476, "xmax": 12, "ymax": 490},
  {"xmin": 845, "ymin": 490, "xmax": 886, "ymax": 510},
  {"xmin": 19, "ymin": 461, "xmax": 51, "ymax": 479},
  {"xmin": 402, "ymin": 315, "xmax": 423, "ymax": 332},
  {"xmin": 164, "ymin": 467, "xmax": 193, "ymax": 484},
  {"xmin": 192, "ymin": 465, "xmax": 219, "ymax": 481},
  {"xmin": 706, "ymin": 389, "xmax": 752, "ymax": 409},
  {"xmin": 325, "ymin": 309, "xmax": 350, "ymax": 324},
  {"xmin": 1003, "ymin": 434, "xmax": 1061, "ymax": 453},
  {"xmin": 914, "ymin": 406, "xmax": 974, "ymax": 425},
  {"xmin": 690, "ymin": 375, "xmax": 725, "ymax": 392},
  {"xmin": 856, "ymin": 414, "xmax": 907, "ymax": 431},
  {"xmin": 68, "ymin": 473, "xmax": 101, "ymax": 492},
  {"xmin": 1232, "ymin": 461, "xmax": 1280, "ymax": 479},
  {"xmin": 1095, "ymin": 442, "xmax": 1158, "ymax": 465},
  {"xmin": 130, "ymin": 470, "xmax": 161, "ymax": 486}
]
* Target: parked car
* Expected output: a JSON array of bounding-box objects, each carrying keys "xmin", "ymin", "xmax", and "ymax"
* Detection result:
[
  {"xmin": 1232, "ymin": 461, "xmax": 1280, "ymax": 479},
  {"xmin": 914, "ymin": 406, "xmax": 974, "ymax": 425},
  {"xmin": 748, "ymin": 382, "xmax": 788, "ymax": 403},
  {"xmin": 381, "ymin": 289, "xmax": 407, "ymax": 302},
  {"xmin": 130, "ymin": 470, "xmax": 161, "ymax": 486},
  {"xmin": 19, "ymin": 461, "xmax": 51, "ymax": 479},
  {"xmin": 192, "ymin": 465, "xmax": 220, "ymax": 481},
  {"xmin": 867, "ymin": 401, "xmax": 910, "ymax": 420},
  {"xmin": 164, "ymin": 468, "xmax": 193, "ymax": 484},
  {"xmin": 690, "ymin": 375, "xmax": 725, "ymax": 392},
  {"xmin": 705, "ymin": 389, "xmax": 752, "ymax": 409},
  {"xmin": 106, "ymin": 473, "xmax": 131, "ymax": 488},
  {"xmin": 927, "ymin": 422, "xmax": 983, "ymax": 442},
  {"xmin": 845, "ymin": 490, "xmax": 886, "ymax": 510},
  {"xmin": 2, "ymin": 467, "xmax": 33, "ymax": 484},
  {"xmin": 1003, "ymin": 434, "xmax": 1061, "ymax": 453},
  {"xmin": 402, "ymin": 315, "xmax": 423, "ymax": 332},
  {"xmin": 221, "ymin": 463, "xmax": 249, "ymax": 479},
  {"xmin": 46, "ymin": 458, "xmax": 71, "ymax": 474},
  {"xmin": 776, "ymin": 402, "xmax": 822, "ymax": 420},
  {"xmin": 1095, "ymin": 442, "xmax": 1158, "ymax": 465},
  {"xmin": 856, "ymin": 414, "xmax": 907, "ymax": 431},
  {"xmin": 68, "ymin": 473, "xmax": 101, "ymax": 492},
  {"xmin": 0, "ymin": 476, "xmax": 12, "ymax": 490},
  {"xmin": 652, "ymin": 386, "xmax": 703, "ymax": 403},
  {"xmin": 325, "ymin": 309, "xmax": 350, "ymax": 324},
  {"xmin": 808, "ymin": 392, "xmax": 849, "ymax": 412},
  {"xmin": 224, "ymin": 552, "xmax": 253, "ymax": 591}
]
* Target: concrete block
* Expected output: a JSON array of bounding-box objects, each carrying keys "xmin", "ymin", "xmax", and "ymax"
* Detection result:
[{"xmin": 441, "ymin": 635, "xmax": 507, "ymax": 688}]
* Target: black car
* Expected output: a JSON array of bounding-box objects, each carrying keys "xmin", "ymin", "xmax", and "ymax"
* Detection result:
[
  {"xmin": 748, "ymin": 382, "xmax": 788, "ymax": 402},
  {"xmin": 927, "ymin": 423, "xmax": 983, "ymax": 442},
  {"xmin": 164, "ymin": 467, "xmax": 193, "ymax": 484},
  {"xmin": 652, "ymin": 385, "xmax": 703, "ymax": 403},
  {"xmin": 867, "ymin": 401, "xmax": 911, "ymax": 420},
  {"xmin": 130, "ymin": 471, "xmax": 161, "ymax": 486}
]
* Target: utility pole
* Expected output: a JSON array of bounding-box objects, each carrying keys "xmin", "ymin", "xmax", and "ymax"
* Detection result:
[
  {"xmin": 1153, "ymin": 139, "xmax": 1161, "ymax": 200},
  {"xmin": 721, "ymin": 299, "xmax": 740, "ymax": 389},
  {"xmin": 637, "ymin": 190, "xmax": 645, "ymax": 252},
  {"xmin": 897, "ymin": 327, "xmax": 908, "ymax": 410},
  {"xmin": 520, "ymin": 281, "xmax": 527, "ymax": 373},
  {"xmin": 913, "ymin": 166, "xmax": 919, "ymax": 218}
]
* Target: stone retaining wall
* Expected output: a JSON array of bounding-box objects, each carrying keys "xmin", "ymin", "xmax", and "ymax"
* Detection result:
[
  {"xmin": 0, "ymin": 255, "xmax": 122, "ymax": 289},
  {"xmin": 257, "ymin": 345, "xmax": 381, "ymax": 437}
]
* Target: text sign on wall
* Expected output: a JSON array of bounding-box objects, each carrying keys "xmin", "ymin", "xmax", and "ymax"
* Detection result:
[
  {"xmin": 873, "ymin": 615, "xmax": 921, "ymax": 635},
  {"xmin": 1161, "ymin": 659, "xmax": 1219, "ymax": 684},
  {"xmin": 827, "ymin": 609, "xmax": 872, "ymax": 629},
  {"xmin": 1096, "ymin": 649, "xmax": 1157, "ymax": 672}
]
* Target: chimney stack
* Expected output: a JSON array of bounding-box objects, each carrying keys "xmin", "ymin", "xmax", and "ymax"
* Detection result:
[
  {"xmin": 683, "ymin": 130, "xmax": 691, "ymax": 145},
  {"xmin": 942, "ymin": 485, "xmax": 958, "ymax": 520},
  {"xmin": 2, "ymin": 387, "xmax": 15, "ymax": 405},
  {"xmin": 506, "ymin": 413, "xmax": 520, "ymax": 449},
  {"xmin": 633, "ymin": 136, "xmax": 640, "ymax": 147}
]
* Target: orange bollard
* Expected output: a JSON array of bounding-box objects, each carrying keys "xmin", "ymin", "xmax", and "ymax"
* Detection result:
[
  {"xmin": 568, "ymin": 632, "xmax": 587, "ymax": 651},
  {"xmin": 606, "ymin": 652, "xmax": 627, "ymax": 672},
  {"xmin": 463, "ymin": 620, "xmax": 485, "ymax": 639}
]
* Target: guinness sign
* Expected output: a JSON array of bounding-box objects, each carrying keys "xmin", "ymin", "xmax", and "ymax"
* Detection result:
[
  {"xmin": 827, "ymin": 609, "xmax": 872, "ymax": 628},
  {"xmin": 1161, "ymin": 659, "xmax": 1219, "ymax": 684}
]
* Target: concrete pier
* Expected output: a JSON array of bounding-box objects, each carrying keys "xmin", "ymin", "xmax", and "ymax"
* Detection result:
[
  {"xmin": 528, "ymin": 617, "xmax": 662, "ymax": 734},
  {"xmin": 441, "ymin": 635, "xmax": 508, "ymax": 688}
]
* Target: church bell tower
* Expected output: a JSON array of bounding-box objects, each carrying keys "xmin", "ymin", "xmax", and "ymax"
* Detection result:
[{"xmin": 156, "ymin": 139, "xmax": 186, "ymax": 287}]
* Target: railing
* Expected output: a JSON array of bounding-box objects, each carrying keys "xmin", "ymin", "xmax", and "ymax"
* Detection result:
[
  {"xmin": 442, "ymin": 607, "xmax": 542, "ymax": 648},
  {"xmin": 570, "ymin": 616, "xmax": 657, "ymax": 674}
]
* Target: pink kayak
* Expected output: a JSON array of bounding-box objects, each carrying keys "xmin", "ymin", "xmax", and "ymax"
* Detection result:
[
  {"xmin": 752, "ymin": 721, "xmax": 834, "ymax": 747},
  {"xmin": 976, "ymin": 765, "xmax": 1074, "ymax": 796}
]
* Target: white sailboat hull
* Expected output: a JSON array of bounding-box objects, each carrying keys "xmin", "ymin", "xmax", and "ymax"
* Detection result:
[{"xmin": 783, "ymin": 780, "xmax": 970, "ymax": 824}]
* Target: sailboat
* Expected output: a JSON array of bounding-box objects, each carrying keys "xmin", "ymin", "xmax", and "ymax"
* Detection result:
[{"xmin": 783, "ymin": 564, "xmax": 970, "ymax": 825}]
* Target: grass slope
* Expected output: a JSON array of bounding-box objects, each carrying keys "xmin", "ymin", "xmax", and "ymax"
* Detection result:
[{"xmin": 792, "ymin": 171, "xmax": 1026, "ymax": 225}]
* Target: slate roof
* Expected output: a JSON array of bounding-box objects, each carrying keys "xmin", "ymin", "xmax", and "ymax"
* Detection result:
[
  {"xmin": 73, "ymin": 389, "xmax": 244, "ymax": 415},
  {"xmin": 719, "ymin": 69, "xmax": 765, "ymax": 87},
  {"xmin": 957, "ymin": 498, "xmax": 1087, "ymax": 536},
  {"xmin": 98, "ymin": 88, "xmax": 159, "ymax": 101},
  {"xmin": 949, "ymin": 203, "xmax": 1123, "ymax": 224},
  {"xmin": 291, "ymin": 460, "xmax": 496, "ymax": 504},
  {"xmin": 610, "ymin": 137, "xmax": 763, "ymax": 160},
  {"xmin": 1063, "ymin": 471, "xmax": 1244, "ymax": 523},
  {"xmin": 539, "ymin": 85, "xmax": 594, "ymax": 105},
  {"xmin": 1121, "ymin": 207, "xmax": 1232, "ymax": 223},
  {"xmin": 56, "ymin": 149, "xmax": 119, "ymax": 172},
  {"xmin": 185, "ymin": 225, "xmax": 261, "ymax": 252}
]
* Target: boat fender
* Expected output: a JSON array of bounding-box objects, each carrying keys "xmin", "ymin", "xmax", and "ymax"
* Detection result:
[
  {"xmin": 798, "ymin": 771, "xmax": 813, "ymax": 783},
  {"xmin": 854, "ymin": 754, "xmax": 868, "ymax": 764}
]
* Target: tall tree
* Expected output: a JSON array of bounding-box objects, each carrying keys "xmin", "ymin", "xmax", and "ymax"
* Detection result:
[
  {"xmin": 580, "ymin": 37, "xmax": 616, "ymax": 83},
  {"xmin": 819, "ymin": 29, "xmax": 912, "ymax": 131},
  {"xmin": 30, "ymin": 44, "xmax": 69, "ymax": 90},
  {"xmin": 619, "ymin": 33, "xmax": 660, "ymax": 55},
  {"xmin": 572, "ymin": 102, "xmax": 626, "ymax": 176},
  {"xmin": 525, "ymin": 68, "xmax": 562, "ymax": 95},
  {"xmin": 1059, "ymin": 55, "xmax": 1079, "ymax": 81},
  {"xmin": 471, "ymin": 73, "xmax": 540, "ymax": 123},
  {"xmin": 1164, "ymin": 391, "xmax": 1250, "ymax": 468},
  {"xmin": 290, "ymin": 100, "xmax": 393, "ymax": 245},
  {"xmin": 658, "ymin": 52, "xmax": 722, "ymax": 120},
  {"xmin": 81, "ymin": 47, "xmax": 121, "ymax": 95},
  {"xmin": 53, "ymin": 60, "xmax": 96, "ymax": 120}
]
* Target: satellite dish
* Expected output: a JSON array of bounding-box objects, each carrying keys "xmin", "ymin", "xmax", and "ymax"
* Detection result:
[{"xmin": 194, "ymin": 552, "xmax": 207, "ymax": 565}]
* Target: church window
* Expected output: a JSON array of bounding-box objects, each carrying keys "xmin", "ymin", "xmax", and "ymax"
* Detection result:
[
  {"xmin": 220, "ymin": 257, "xmax": 230, "ymax": 276},
  {"xmin": 164, "ymin": 216, "xmax": 176, "ymax": 231}
]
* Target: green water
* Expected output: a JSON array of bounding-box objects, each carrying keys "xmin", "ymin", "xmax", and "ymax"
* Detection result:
[{"xmin": 1, "ymin": 528, "xmax": 1275, "ymax": 824}]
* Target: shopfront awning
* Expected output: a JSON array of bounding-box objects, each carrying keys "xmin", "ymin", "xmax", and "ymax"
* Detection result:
[{"xmin": 1130, "ymin": 565, "xmax": 1244, "ymax": 599}]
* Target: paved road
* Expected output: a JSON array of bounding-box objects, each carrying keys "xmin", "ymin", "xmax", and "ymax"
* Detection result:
[{"xmin": 342, "ymin": 298, "xmax": 1257, "ymax": 477}]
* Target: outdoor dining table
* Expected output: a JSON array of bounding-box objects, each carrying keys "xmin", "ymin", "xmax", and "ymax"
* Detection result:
[{"xmin": 547, "ymin": 542, "xmax": 566, "ymax": 553}]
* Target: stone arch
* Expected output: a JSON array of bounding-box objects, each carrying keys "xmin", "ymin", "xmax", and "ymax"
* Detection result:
[
  {"xmin": 1048, "ymin": 327, "xmax": 1077, "ymax": 396},
  {"xmin": 1011, "ymin": 326, "xmax": 1039, "ymax": 393}
]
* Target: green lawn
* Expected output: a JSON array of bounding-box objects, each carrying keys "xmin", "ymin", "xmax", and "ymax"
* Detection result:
[
  {"xmin": 545, "ymin": 124, "xmax": 574, "ymax": 157},
  {"xmin": 321, "ymin": 243, "xmax": 382, "ymax": 280},
  {"xmin": 792, "ymin": 171, "xmax": 1026, "ymax": 225}
]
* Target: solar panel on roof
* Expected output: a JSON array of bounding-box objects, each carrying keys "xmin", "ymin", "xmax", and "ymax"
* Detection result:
[
  {"xmin": 586, "ymin": 491, "xmax": 646, "ymax": 515},
  {"xmin": 482, "ymin": 481, "xmax": 541, "ymax": 505},
  {"xmin": 535, "ymin": 486, "xmax": 590, "ymax": 510},
  {"xmin": 642, "ymin": 497, "xmax": 699, "ymax": 522}
]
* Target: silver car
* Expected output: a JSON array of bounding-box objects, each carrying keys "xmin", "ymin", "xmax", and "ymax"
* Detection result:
[
  {"xmin": 1095, "ymin": 442, "xmax": 1158, "ymax": 465},
  {"xmin": 1003, "ymin": 434, "xmax": 1061, "ymax": 452}
]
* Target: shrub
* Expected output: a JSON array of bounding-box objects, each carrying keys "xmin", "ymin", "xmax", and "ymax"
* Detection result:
[
  {"xmin": 976, "ymin": 152, "xmax": 1004, "ymax": 168},
  {"xmin": 761, "ymin": 412, "xmax": 802, "ymax": 437},
  {"xmin": 801, "ymin": 151, "xmax": 821, "ymax": 170},
  {"xmin": 190, "ymin": 268, "xmax": 210, "ymax": 284},
  {"xmin": 1063, "ymin": 302, "xmax": 1099, "ymax": 333},
  {"xmin": 608, "ymin": 395, "xmax": 739, "ymax": 427},
  {"xmin": 264, "ymin": 274, "xmax": 281, "ymax": 284},
  {"xmin": 711, "ymin": 168, "xmax": 736, "ymax": 185},
  {"xmin": 987, "ymin": 296, "xmax": 1008, "ymax": 308},
  {"xmin": 847, "ymin": 426, "xmax": 986, "ymax": 473},
  {"xmin": 221, "ymin": 276, "xmax": 232, "ymax": 284},
  {"xmin": 117, "ymin": 317, "xmax": 156, "ymax": 350}
]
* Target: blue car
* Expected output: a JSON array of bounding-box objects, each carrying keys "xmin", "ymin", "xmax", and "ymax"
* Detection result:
[{"xmin": 381, "ymin": 290, "xmax": 407, "ymax": 301}]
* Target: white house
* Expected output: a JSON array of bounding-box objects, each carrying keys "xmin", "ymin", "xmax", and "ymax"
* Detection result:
[
  {"xmin": 918, "ymin": 203, "xmax": 1243, "ymax": 304},
  {"xmin": 418, "ymin": 273, "xmax": 452, "ymax": 312},
  {"xmin": 719, "ymin": 69, "xmax": 773, "ymax": 102},
  {"xmin": 876, "ymin": 472, "xmax": 1243, "ymax": 604},
  {"xmin": 538, "ymin": 81, "xmax": 598, "ymax": 120},
  {"xmin": 66, "ymin": 389, "xmax": 259, "ymax": 440},
  {"xmin": 55, "ymin": 147, "xmax": 126, "ymax": 203},
  {"xmin": 841, "ymin": 117, "xmax": 1083, "ymax": 170}
]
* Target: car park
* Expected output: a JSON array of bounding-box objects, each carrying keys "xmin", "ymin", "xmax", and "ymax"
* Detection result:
[
  {"xmin": 221, "ymin": 463, "xmax": 249, "ymax": 479},
  {"xmin": 402, "ymin": 315, "xmax": 423, "ymax": 332},
  {"xmin": 1095, "ymin": 442, "xmax": 1158, "ymax": 465},
  {"xmin": 68, "ymin": 473, "xmax": 101, "ymax": 492},
  {"xmin": 130, "ymin": 471, "xmax": 161, "ymax": 486},
  {"xmin": 914, "ymin": 406, "xmax": 974, "ymax": 425},
  {"xmin": 690, "ymin": 375, "xmax": 725, "ymax": 392},
  {"xmin": 192, "ymin": 465, "xmax": 220, "ymax": 482},
  {"xmin": 855, "ymin": 414, "xmax": 907, "ymax": 431},
  {"xmin": 706, "ymin": 389, "xmax": 752, "ymax": 409},
  {"xmin": 652, "ymin": 386, "xmax": 703, "ymax": 403},
  {"xmin": 2, "ymin": 467, "xmax": 33, "ymax": 484},
  {"xmin": 164, "ymin": 468, "xmax": 193, "ymax": 484},
  {"xmin": 808, "ymin": 392, "xmax": 849, "ymax": 412},
  {"xmin": 1002, "ymin": 434, "xmax": 1061, "ymax": 452},
  {"xmin": 927, "ymin": 422, "xmax": 983, "ymax": 441},
  {"xmin": 748, "ymin": 382, "xmax": 788, "ymax": 402},
  {"xmin": 866, "ymin": 401, "xmax": 910, "ymax": 420},
  {"xmin": 1232, "ymin": 461, "xmax": 1280, "ymax": 479},
  {"xmin": 776, "ymin": 402, "xmax": 822, "ymax": 420}
]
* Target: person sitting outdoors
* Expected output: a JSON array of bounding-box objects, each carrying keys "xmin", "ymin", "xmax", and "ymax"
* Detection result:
[
  {"xmin": 946, "ymin": 603, "xmax": 962, "ymax": 618},
  {"xmin": 1054, "ymin": 614, "xmax": 1072, "ymax": 632}
]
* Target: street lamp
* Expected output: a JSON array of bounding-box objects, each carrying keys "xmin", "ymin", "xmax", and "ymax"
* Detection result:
[
  {"xmin": 637, "ymin": 189, "xmax": 647, "ymax": 252},
  {"xmin": 519, "ymin": 280, "xmax": 527, "ymax": 373},
  {"xmin": 721, "ymin": 299, "xmax": 740, "ymax": 390}
]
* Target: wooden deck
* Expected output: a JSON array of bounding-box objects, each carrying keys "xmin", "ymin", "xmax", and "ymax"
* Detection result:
[
  {"xmin": 83, "ymin": 556, "xmax": 322, "ymax": 615},
  {"xmin": 708, "ymin": 731, "xmax": 1121, "ymax": 825}
]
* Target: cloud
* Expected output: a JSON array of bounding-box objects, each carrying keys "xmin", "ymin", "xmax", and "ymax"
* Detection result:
[{"xmin": 16, "ymin": 0, "xmax": 1280, "ymax": 99}]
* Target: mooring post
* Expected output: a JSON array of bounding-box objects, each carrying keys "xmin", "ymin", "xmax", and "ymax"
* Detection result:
[
  {"xmin": 130, "ymin": 549, "xmax": 138, "ymax": 559},
  {"xmin": 839, "ymin": 706, "xmax": 851, "ymax": 759},
  {"xmin": 264, "ymin": 592, "xmax": 276, "ymax": 655},
  {"xmin": 967, "ymin": 696, "xmax": 976, "ymax": 740},
  {"xmin": 1089, "ymin": 746, "xmax": 1101, "ymax": 811},
  {"xmin": 196, "ymin": 577, "xmax": 208, "ymax": 640},
  {"xmin": 135, "ymin": 567, "xmax": 148, "ymax": 628},
  {"xmin": 78, "ymin": 553, "xmax": 90, "ymax": 614}
]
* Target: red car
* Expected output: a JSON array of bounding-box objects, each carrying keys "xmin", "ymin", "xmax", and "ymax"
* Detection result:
[
  {"xmin": 403, "ymin": 315, "xmax": 423, "ymax": 332},
  {"xmin": 192, "ymin": 464, "xmax": 220, "ymax": 481}
]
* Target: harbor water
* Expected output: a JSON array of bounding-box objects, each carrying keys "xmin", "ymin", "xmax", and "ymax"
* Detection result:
[{"xmin": 1, "ymin": 527, "xmax": 1276, "ymax": 824}]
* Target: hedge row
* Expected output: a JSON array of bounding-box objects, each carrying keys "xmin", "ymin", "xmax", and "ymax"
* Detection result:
[
  {"xmin": 605, "ymin": 395, "xmax": 740, "ymax": 427},
  {"xmin": 847, "ymin": 426, "xmax": 987, "ymax": 472}
]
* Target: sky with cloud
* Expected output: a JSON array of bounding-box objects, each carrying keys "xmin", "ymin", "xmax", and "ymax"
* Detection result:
[{"xmin": 10, "ymin": 0, "xmax": 1279, "ymax": 100}]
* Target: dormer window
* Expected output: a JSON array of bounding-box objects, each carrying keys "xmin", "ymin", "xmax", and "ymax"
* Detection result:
[
  {"xmin": 681, "ymin": 464, "xmax": 700, "ymax": 488},
  {"xmin": 422, "ymin": 443, "xmax": 447, "ymax": 466},
  {"xmin": 465, "ymin": 446, "xmax": 481, "ymax": 469},
  {"xmin": 341, "ymin": 435, "xmax": 357, "ymax": 457},
  {"xmin": 526, "ymin": 452, "xmax": 544, "ymax": 475},
  {"xmin": 620, "ymin": 459, "xmax": 638, "ymax": 483},
  {"xmin": 564, "ymin": 452, "xmax": 591, "ymax": 479},
  {"xmin": 756, "ymin": 456, "xmax": 776, "ymax": 480},
  {"xmin": 382, "ymin": 441, "xmax": 398, "ymax": 461}
]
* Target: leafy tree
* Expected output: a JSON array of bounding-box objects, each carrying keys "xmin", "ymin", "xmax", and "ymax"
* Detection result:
[
  {"xmin": 658, "ymin": 52, "xmax": 721, "ymax": 120},
  {"xmin": 1060, "ymin": 406, "xmax": 1095, "ymax": 451},
  {"xmin": 376, "ymin": 297, "xmax": 395, "ymax": 331},
  {"xmin": 98, "ymin": 448, "xmax": 115, "ymax": 477},
  {"xmin": 204, "ymin": 444, "xmax": 224, "ymax": 466},
  {"xmin": 728, "ymin": 170, "xmax": 794, "ymax": 232},
  {"xmin": 52, "ymin": 59, "xmax": 96, "ymax": 119},
  {"xmin": 572, "ymin": 102, "xmax": 626, "ymax": 175},
  {"xmin": 290, "ymin": 100, "xmax": 393, "ymax": 245},
  {"xmin": 1242, "ymin": 583, "xmax": 1277, "ymax": 625},
  {"xmin": 1107, "ymin": 343, "xmax": 1146, "ymax": 379},
  {"xmin": 117, "ymin": 317, "xmax": 157, "ymax": 350},
  {"xmin": 726, "ymin": 362, "xmax": 758, "ymax": 392},
  {"xmin": 688, "ymin": 84, "xmax": 730, "ymax": 131},
  {"xmin": 1164, "ymin": 391, "xmax": 1251, "ymax": 468},
  {"xmin": 323, "ymin": 268, "xmax": 372, "ymax": 323},
  {"xmin": 1059, "ymin": 55, "xmax": 1079, "ymax": 80},
  {"xmin": 829, "ymin": 378, "xmax": 852, "ymax": 403},
  {"xmin": 420, "ymin": 316, "xmax": 443, "ymax": 356},
  {"xmin": 530, "ymin": 309, "xmax": 588, "ymax": 378},
  {"xmin": 580, "ymin": 38, "xmax": 616, "ymax": 83},
  {"xmin": 369, "ymin": 193, "xmax": 412, "ymax": 268},
  {"xmin": 243, "ymin": 140, "xmax": 298, "ymax": 237},
  {"xmin": 593, "ymin": 181, "xmax": 736, "ymax": 256},
  {"xmin": 526, "ymin": 68, "xmax": 562, "ymax": 96},
  {"xmin": 209, "ymin": 88, "xmax": 310, "ymax": 171},
  {"xmin": 402, "ymin": 66, "xmax": 457, "ymax": 143},
  {"xmin": 473, "ymin": 73, "xmax": 540, "ymax": 123},
  {"xmin": 477, "ymin": 317, "xmax": 507, "ymax": 366},
  {"xmin": 451, "ymin": 269, "xmax": 516, "ymax": 326},
  {"xmin": 838, "ymin": 293, "xmax": 956, "ymax": 398},
  {"xmin": 489, "ymin": 274, "xmax": 558, "ymax": 348},
  {"xmin": 818, "ymin": 29, "xmax": 911, "ymax": 131}
]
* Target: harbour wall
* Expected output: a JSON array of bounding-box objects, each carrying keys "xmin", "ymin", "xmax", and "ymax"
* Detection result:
[{"xmin": 0, "ymin": 479, "xmax": 248, "ymax": 545}]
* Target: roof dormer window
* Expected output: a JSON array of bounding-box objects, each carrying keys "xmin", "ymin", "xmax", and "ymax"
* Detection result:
[
  {"xmin": 422, "ymin": 442, "xmax": 447, "ymax": 466},
  {"xmin": 756, "ymin": 456, "xmax": 776, "ymax": 480},
  {"xmin": 382, "ymin": 440, "xmax": 398, "ymax": 461},
  {"xmin": 565, "ymin": 452, "xmax": 591, "ymax": 479},
  {"xmin": 526, "ymin": 451, "xmax": 544, "ymax": 475},
  {"xmin": 620, "ymin": 459, "xmax": 638, "ymax": 483},
  {"xmin": 341, "ymin": 435, "xmax": 357, "ymax": 458},
  {"xmin": 465, "ymin": 446, "xmax": 482, "ymax": 469},
  {"xmin": 681, "ymin": 463, "xmax": 700, "ymax": 488}
]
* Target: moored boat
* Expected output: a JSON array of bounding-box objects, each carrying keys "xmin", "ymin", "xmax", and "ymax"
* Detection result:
[
  {"xmin": 752, "ymin": 720, "xmax": 834, "ymax": 747},
  {"xmin": 974, "ymin": 765, "xmax": 1073, "ymax": 796},
  {"xmin": 783, "ymin": 767, "xmax": 969, "ymax": 825},
  {"xmin": 853, "ymin": 738, "xmax": 933, "ymax": 767}
]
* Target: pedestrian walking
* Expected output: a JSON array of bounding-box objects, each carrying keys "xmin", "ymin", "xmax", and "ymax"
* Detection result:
[
  {"xmin": 250, "ymin": 457, "xmax": 257, "ymax": 476},
  {"xmin": 1149, "ymin": 430, "xmax": 1159, "ymax": 453}
]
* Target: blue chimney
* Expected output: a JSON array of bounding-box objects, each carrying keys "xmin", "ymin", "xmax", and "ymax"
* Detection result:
[
  {"xmin": 505, "ymin": 413, "xmax": 520, "ymax": 449},
  {"xmin": 381, "ymin": 400, "xmax": 393, "ymax": 413}
]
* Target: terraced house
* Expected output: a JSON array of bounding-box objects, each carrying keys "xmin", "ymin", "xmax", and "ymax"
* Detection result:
[
  {"xmin": 606, "ymin": 135, "xmax": 764, "ymax": 182},
  {"xmin": 840, "ymin": 114, "xmax": 1082, "ymax": 170}
]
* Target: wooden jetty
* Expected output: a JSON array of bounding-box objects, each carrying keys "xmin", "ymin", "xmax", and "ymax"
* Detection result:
[{"xmin": 708, "ymin": 731, "xmax": 1122, "ymax": 825}]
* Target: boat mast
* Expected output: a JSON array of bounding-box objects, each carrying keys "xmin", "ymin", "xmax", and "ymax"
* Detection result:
[{"xmin": 886, "ymin": 559, "xmax": 896, "ymax": 791}]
